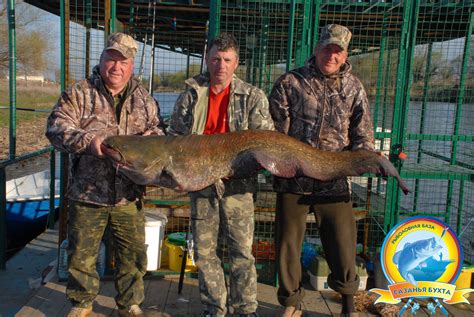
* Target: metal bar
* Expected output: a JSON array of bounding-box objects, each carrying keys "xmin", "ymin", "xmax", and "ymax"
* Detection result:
[
  {"xmin": 413, "ymin": 43, "xmax": 433, "ymax": 215},
  {"xmin": 148, "ymin": 0, "xmax": 157, "ymax": 93},
  {"xmin": 294, "ymin": 0, "xmax": 311, "ymax": 67},
  {"xmin": 445, "ymin": 181, "xmax": 453, "ymax": 223},
  {"xmin": 396, "ymin": 0, "xmax": 420, "ymax": 225},
  {"xmin": 137, "ymin": 1, "xmax": 151, "ymax": 82},
  {"xmin": 208, "ymin": 0, "xmax": 220, "ymax": 43},
  {"xmin": 47, "ymin": 150, "xmax": 56, "ymax": 229},
  {"xmin": 451, "ymin": 12, "xmax": 473, "ymax": 165},
  {"xmin": 456, "ymin": 180, "xmax": 465, "ymax": 235},
  {"xmin": 373, "ymin": 14, "xmax": 388, "ymax": 131},
  {"xmin": 0, "ymin": 147, "xmax": 54, "ymax": 169},
  {"xmin": 406, "ymin": 134, "xmax": 473, "ymax": 142},
  {"xmin": 105, "ymin": 0, "xmax": 111, "ymax": 38},
  {"xmin": 443, "ymin": 12, "xmax": 473, "ymax": 227},
  {"xmin": 378, "ymin": 49, "xmax": 392, "ymax": 197},
  {"xmin": 128, "ymin": 0, "xmax": 135, "ymax": 33},
  {"xmin": 385, "ymin": 0, "xmax": 413, "ymax": 230},
  {"xmin": 0, "ymin": 167, "xmax": 6, "ymax": 270},
  {"xmin": 186, "ymin": 50, "xmax": 190, "ymax": 79},
  {"xmin": 85, "ymin": 0, "xmax": 92, "ymax": 78},
  {"xmin": 418, "ymin": 149, "xmax": 474, "ymax": 171},
  {"xmin": 59, "ymin": 0, "xmax": 70, "ymax": 247},
  {"xmin": 7, "ymin": 0, "xmax": 16, "ymax": 160},
  {"xmin": 311, "ymin": 0, "xmax": 322, "ymax": 51},
  {"xmin": 286, "ymin": 0, "xmax": 296, "ymax": 71},
  {"xmin": 110, "ymin": 0, "xmax": 116, "ymax": 33},
  {"xmin": 258, "ymin": 15, "xmax": 269, "ymax": 88}
]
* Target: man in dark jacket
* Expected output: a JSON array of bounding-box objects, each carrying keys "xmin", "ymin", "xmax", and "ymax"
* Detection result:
[
  {"xmin": 269, "ymin": 24, "xmax": 375, "ymax": 317},
  {"xmin": 46, "ymin": 32, "xmax": 165, "ymax": 317}
]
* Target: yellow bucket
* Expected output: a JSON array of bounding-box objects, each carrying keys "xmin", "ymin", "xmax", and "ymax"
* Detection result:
[
  {"xmin": 165, "ymin": 233, "xmax": 197, "ymax": 273},
  {"xmin": 455, "ymin": 266, "xmax": 473, "ymax": 291}
]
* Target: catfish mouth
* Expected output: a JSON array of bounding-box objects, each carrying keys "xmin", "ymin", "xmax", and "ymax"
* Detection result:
[{"xmin": 100, "ymin": 143, "xmax": 130, "ymax": 166}]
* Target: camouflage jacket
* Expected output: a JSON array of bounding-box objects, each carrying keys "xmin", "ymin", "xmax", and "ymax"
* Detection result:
[
  {"xmin": 269, "ymin": 57, "xmax": 375, "ymax": 201},
  {"xmin": 168, "ymin": 73, "xmax": 274, "ymax": 193},
  {"xmin": 46, "ymin": 66, "xmax": 166, "ymax": 206}
]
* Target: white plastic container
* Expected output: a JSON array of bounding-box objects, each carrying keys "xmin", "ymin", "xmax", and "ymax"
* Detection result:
[
  {"xmin": 145, "ymin": 214, "xmax": 167, "ymax": 271},
  {"xmin": 308, "ymin": 270, "xmax": 368, "ymax": 291}
]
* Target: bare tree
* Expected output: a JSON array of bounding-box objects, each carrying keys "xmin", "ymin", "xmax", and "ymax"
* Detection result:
[{"xmin": 0, "ymin": 0, "xmax": 50, "ymax": 77}]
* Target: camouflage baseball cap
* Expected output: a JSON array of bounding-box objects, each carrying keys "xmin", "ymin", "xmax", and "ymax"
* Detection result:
[
  {"xmin": 104, "ymin": 32, "xmax": 138, "ymax": 59},
  {"xmin": 318, "ymin": 24, "xmax": 352, "ymax": 50}
]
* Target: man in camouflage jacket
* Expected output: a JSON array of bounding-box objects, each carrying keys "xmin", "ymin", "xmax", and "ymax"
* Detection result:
[
  {"xmin": 269, "ymin": 24, "xmax": 375, "ymax": 317},
  {"xmin": 168, "ymin": 33, "xmax": 274, "ymax": 317},
  {"xmin": 46, "ymin": 33, "xmax": 165, "ymax": 317}
]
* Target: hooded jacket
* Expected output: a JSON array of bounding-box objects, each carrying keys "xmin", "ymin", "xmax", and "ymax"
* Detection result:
[{"xmin": 269, "ymin": 57, "xmax": 374, "ymax": 202}]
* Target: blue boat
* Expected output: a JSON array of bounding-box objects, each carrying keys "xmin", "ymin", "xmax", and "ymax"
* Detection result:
[{"xmin": 6, "ymin": 171, "xmax": 59, "ymax": 258}]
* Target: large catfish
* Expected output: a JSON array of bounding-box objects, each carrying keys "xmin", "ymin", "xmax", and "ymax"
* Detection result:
[{"xmin": 101, "ymin": 130, "xmax": 410, "ymax": 195}]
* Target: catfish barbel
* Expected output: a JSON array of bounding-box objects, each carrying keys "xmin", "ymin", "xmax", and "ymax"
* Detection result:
[{"xmin": 101, "ymin": 130, "xmax": 410, "ymax": 195}]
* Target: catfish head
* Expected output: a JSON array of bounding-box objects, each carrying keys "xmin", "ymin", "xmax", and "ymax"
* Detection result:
[{"xmin": 101, "ymin": 135, "xmax": 168, "ymax": 186}]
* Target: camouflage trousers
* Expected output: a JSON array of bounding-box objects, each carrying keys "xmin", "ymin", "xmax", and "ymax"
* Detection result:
[
  {"xmin": 66, "ymin": 201, "xmax": 147, "ymax": 309},
  {"xmin": 190, "ymin": 188, "xmax": 258, "ymax": 316}
]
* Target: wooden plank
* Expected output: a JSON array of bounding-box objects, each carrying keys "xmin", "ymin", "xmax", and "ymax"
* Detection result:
[
  {"xmin": 15, "ymin": 283, "xmax": 56, "ymax": 317},
  {"xmin": 320, "ymin": 291, "xmax": 342, "ymax": 315},
  {"xmin": 93, "ymin": 279, "xmax": 117, "ymax": 316},
  {"xmin": 143, "ymin": 276, "xmax": 172, "ymax": 314},
  {"xmin": 186, "ymin": 277, "xmax": 201, "ymax": 315},
  {"xmin": 34, "ymin": 281, "xmax": 68, "ymax": 316},
  {"xmin": 302, "ymin": 288, "xmax": 332, "ymax": 316},
  {"xmin": 256, "ymin": 282, "xmax": 281, "ymax": 315},
  {"xmin": 162, "ymin": 276, "xmax": 196, "ymax": 316}
]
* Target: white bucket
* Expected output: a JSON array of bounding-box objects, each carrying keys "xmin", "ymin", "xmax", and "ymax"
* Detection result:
[{"xmin": 145, "ymin": 214, "xmax": 167, "ymax": 271}]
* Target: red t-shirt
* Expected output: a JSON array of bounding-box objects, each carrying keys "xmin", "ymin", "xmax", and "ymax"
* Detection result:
[{"xmin": 203, "ymin": 85, "xmax": 230, "ymax": 135}]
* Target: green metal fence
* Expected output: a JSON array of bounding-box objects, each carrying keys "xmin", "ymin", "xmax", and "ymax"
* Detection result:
[
  {"xmin": 6, "ymin": 0, "xmax": 473, "ymax": 270},
  {"xmin": 216, "ymin": 0, "xmax": 474, "ymax": 263}
]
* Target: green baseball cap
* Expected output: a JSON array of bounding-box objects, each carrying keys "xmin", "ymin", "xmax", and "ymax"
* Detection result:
[
  {"xmin": 104, "ymin": 32, "xmax": 138, "ymax": 59},
  {"xmin": 318, "ymin": 24, "xmax": 352, "ymax": 50}
]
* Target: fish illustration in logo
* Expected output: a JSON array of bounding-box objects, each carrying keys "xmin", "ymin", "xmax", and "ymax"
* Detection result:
[{"xmin": 393, "ymin": 237, "xmax": 443, "ymax": 286}]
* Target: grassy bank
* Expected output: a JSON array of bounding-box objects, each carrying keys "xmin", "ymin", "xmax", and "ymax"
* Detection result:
[
  {"xmin": 0, "ymin": 80, "xmax": 60, "ymax": 127},
  {"xmin": 0, "ymin": 80, "xmax": 60, "ymax": 159}
]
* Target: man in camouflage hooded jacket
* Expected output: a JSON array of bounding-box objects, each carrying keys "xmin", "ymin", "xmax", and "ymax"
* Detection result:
[
  {"xmin": 46, "ymin": 32, "xmax": 165, "ymax": 317},
  {"xmin": 269, "ymin": 24, "xmax": 375, "ymax": 317},
  {"xmin": 168, "ymin": 33, "xmax": 274, "ymax": 317}
]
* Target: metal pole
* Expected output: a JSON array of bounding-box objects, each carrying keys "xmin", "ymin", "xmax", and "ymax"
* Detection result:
[
  {"xmin": 7, "ymin": 0, "xmax": 16, "ymax": 160},
  {"xmin": 47, "ymin": 150, "xmax": 56, "ymax": 229},
  {"xmin": 110, "ymin": 0, "xmax": 116, "ymax": 33},
  {"xmin": 286, "ymin": 0, "xmax": 296, "ymax": 72},
  {"xmin": 85, "ymin": 0, "xmax": 92, "ymax": 77},
  {"xmin": 59, "ymin": 0, "xmax": 70, "ymax": 246},
  {"xmin": 200, "ymin": 20, "xmax": 209, "ymax": 74},
  {"xmin": 148, "ymin": 0, "xmax": 157, "ymax": 93},
  {"xmin": 413, "ymin": 43, "xmax": 433, "ymax": 213},
  {"xmin": 138, "ymin": 1, "xmax": 151, "ymax": 82},
  {"xmin": 0, "ymin": 167, "xmax": 6, "ymax": 270},
  {"xmin": 208, "ymin": 0, "xmax": 220, "ymax": 44}
]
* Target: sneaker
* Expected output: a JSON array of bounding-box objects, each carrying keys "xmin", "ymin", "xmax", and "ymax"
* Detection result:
[
  {"xmin": 238, "ymin": 313, "xmax": 259, "ymax": 317},
  {"xmin": 280, "ymin": 306, "xmax": 302, "ymax": 317},
  {"xmin": 118, "ymin": 304, "xmax": 145, "ymax": 317},
  {"xmin": 201, "ymin": 311, "xmax": 214, "ymax": 317},
  {"xmin": 67, "ymin": 306, "xmax": 92, "ymax": 317}
]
